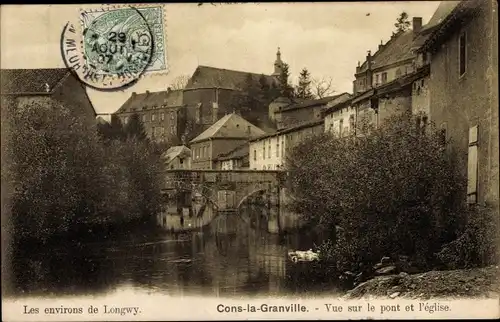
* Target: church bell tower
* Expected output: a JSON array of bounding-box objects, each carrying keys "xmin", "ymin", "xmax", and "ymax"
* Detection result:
[{"xmin": 272, "ymin": 47, "xmax": 283, "ymax": 77}]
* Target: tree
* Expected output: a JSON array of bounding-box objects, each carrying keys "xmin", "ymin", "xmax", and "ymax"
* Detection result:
[
  {"xmin": 395, "ymin": 11, "xmax": 411, "ymax": 33},
  {"xmin": 312, "ymin": 76, "xmax": 335, "ymax": 98},
  {"xmin": 124, "ymin": 113, "xmax": 148, "ymax": 141},
  {"xmin": 287, "ymin": 112, "xmax": 467, "ymax": 276},
  {"xmin": 97, "ymin": 114, "xmax": 126, "ymax": 141},
  {"xmin": 278, "ymin": 62, "xmax": 295, "ymax": 98},
  {"xmin": 169, "ymin": 75, "xmax": 190, "ymax": 90},
  {"xmin": 295, "ymin": 68, "xmax": 314, "ymax": 99}
]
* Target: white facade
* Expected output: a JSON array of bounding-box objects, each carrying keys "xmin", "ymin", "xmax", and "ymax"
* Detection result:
[
  {"xmin": 250, "ymin": 135, "xmax": 286, "ymax": 170},
  {"xmin": 324, "ymin": 103, "xmax": 357, "ymax": 137}
]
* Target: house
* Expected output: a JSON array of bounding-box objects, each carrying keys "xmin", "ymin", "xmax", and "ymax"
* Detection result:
[
  {"xmin": 189, "ymin": 113, "xmax": 266, "ymax": 170},
  {"xmin": 417, "ymin": 0, "xmax": 498, "ymax": 207},
  {"xmin": 161, "ymin": 145, "xmax": 192, "ymax": 170},
  {"xmin": 114, "ymin": 88, "xmax": 198, "ymax": 143},
  {"xmin": 215, "ymin": 143, "xmax": 249, "ymax": 170},
  {"xmin": 323, "ymin": 98, "xmax": 356, "ymax": 137},
  {"xmin": 249, "ymin": 120, "xmax": 324, "ymax": 170},
  {"xmin": 274, "ymin": 93, "xmax": 351, "ymax": 130},
  {"xmin": 1, "ymin": 68, "xmax": 96, "ymax": 126}
]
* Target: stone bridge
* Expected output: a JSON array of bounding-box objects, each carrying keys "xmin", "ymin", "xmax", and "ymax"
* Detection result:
[{"xmin": 160, "ymin": 169, "xmax": 287, "ymax": 211}]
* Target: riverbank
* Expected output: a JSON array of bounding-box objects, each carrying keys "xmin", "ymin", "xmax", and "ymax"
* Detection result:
[{"xmin": 344, "ymin": 266, "xmax": 500, "ymax": 299}]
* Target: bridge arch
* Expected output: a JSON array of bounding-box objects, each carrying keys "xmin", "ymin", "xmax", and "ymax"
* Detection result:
[{"xmin": 236, "ymin": 182, "xmax": 275, "ymax": 210}]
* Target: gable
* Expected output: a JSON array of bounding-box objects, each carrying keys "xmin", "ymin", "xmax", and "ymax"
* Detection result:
[{"xmin": 190, "ymin": 113, "xmax": 266, "ymax": 143}]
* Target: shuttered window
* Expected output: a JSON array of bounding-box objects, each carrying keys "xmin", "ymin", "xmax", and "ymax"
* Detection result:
[{"xmin": 467, "ymin": 125, "xmax": 478, "ymax": 204}]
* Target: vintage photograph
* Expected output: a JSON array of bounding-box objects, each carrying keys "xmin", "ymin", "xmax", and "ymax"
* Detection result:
[{"xmin": 1, "ymin": 1, "xmax": 499, "ymax": 320}]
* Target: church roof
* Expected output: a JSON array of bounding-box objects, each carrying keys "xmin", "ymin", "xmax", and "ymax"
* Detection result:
[
  {"xmin": 1, "ymin": 68, "xmax": 70, "ymax": 95},
  {"xmin": 190, "ymin": 112, "xmax": 266, "ymax": 144},
  {"xmin": 185, "ymin": 65, "xmax": 278, "ymax": 90}
]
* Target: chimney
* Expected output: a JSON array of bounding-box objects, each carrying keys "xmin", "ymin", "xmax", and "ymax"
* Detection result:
[
  {"xmin": 378, "ymin": 40, "xmax": 384, "ymax": 51},
  {"xmin": 146, "ymin": 90, "xmax": 150, "ymax": 95},
  {"xmin": 366, "ymin": 50, "xmax": 372, "ymax": 70},
  {"xmin": 366, "ymin": 50, "xmax": 373, "ymax": 89},
  {"xmin": 132, "ymin": 92, "xmax": 137, "ymax": 97},
  {"xmin": 167, "ymin": 87, "xmax": 172, "ymax": 93},
  {"xmin": 413, "ymin": 17, "xmax": 422, "ymax": 37}
]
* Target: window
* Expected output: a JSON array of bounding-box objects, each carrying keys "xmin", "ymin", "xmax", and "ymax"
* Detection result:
[
  {"xmin": 151, "ymin": 114, "xmax": 156, "ymax": 121},
  {"xmin": 160, "ymin": 127, "xmax": 164, "ymax": 135},
  {"xmin": 395, "ymin": 68, "xmax": 402, "ymax": 78},
  {"xmin": 253, "ymin": 150, "xmax": 256, "ymax": 161},
  {"xmin": 459, "ymin": 32, "xmax": 467, "ymax": 77},
  {"xmin": 375, "ymin": 74, "xmax": 379, "ymax": 85},
  {"xmin": 467, "ymin": 125, "xmax": 478, "ymax": 204},
  {"xmin": 263, "ymin": 145, "xmax": 266, "ymax": 160},
  {"xmin": 339, "ymin": 119, "xmax": 343, "ymax": 137},
  {"xmin": 142, "ymin": 115, "xmax": 146, "ymax": 122},
  {"xmin": 276, "ymin": 141, "xmax": 280, "ymax": 157},
  {"xmin": 281, "ymin": 137, "xmax": 284, "ymax": 157},
  {"xmin": 171, "ymin": 112, "xmax": 175, "ymax": 120},
  {"xmin": 161, "ymin": 113, "xmax": 165, "ymax": 121},
  {"xmin": 268, "ymin": 141, "xmax": 271, "ymax": 158},
  {"xmin": 381, "ymin": 72, "xmax": 387, "ymax": 84}
]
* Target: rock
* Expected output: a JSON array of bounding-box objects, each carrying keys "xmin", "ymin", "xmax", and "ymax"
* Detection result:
[
  {"xmin": 399, "ymin": 272, "xmax": 409, "ymax": 278},
  {"xmin": 376, "ymin": 265, "xmax": 396, "ymax": 275},
  {"xmin": 389, "ymin": 292, "xmax": 400, "ymax": 298}
]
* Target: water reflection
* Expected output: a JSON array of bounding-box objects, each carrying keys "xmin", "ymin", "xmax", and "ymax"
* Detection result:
[{"xmin": 8, "ymin": 206, "xmax": 341, "ymax": 298}]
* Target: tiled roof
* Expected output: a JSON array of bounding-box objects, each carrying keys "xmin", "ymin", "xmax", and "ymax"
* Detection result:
[
  {"xmin": 1, "ymin": 68, "xmax": 70, "ymax": 95},
  {"xmin": 250, "ymin": 119, "xmax": 324, "ymax": 142},
  {"xmin": 190, "ymin": 112, "xmax": 266, "ymax": 143},
  {"xmin": 161, "ymin": 145, "xmax": 191, "ymax": 163},
  {"xmin": 116, "ymin": 89, "xmax": 183, "ymax": 113},
  {"xmin": 281, "ymin": 92, "xmax": 351, "ymax": 112},
  {"xmin": 185, "ymin": 65, "xmax": 278, "ymax": 90},
  {"xmin": 216, "ymin": 143, "xmax": 249, "ymax": 161},
  {"xmin": 422, "ymin": 1, "xmax": 461, "ymax": 32}
]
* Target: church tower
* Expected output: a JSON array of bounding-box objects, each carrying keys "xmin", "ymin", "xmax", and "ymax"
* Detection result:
[{"xmin": 272, "ymin": 47, "xmax": 283, "ymax": 77}]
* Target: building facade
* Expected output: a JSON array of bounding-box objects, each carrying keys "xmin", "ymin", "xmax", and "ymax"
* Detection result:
[
  {"xmin": 249, "ymin": 120, "xmax": 324, "ymax": 170},
  {"xmin": 418, "ymin": 0, "xmax": 498, "ymax": 207},
  {"xmin": 215, "ymin": 144, "xmax": 250, "ymax": 170},
  {"xmin": 275, "ymin": 93, "xmax": 351, "ymax": 130},
  {"xmin": 190, "ymin": 113, "xmax": 266, "ymax": 170}
]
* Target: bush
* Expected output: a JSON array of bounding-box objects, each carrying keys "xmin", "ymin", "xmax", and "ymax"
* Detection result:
[
  {"xmin": 286, "ymin": 112, "xmax": 467, "ymax": 274},
  {"xmin": 3, "ymin": 100, "xmax": 163, "ymax": 244},
  {"xmin": 437, "ymin": 204, "xmax": 499, "ymax": 269}
]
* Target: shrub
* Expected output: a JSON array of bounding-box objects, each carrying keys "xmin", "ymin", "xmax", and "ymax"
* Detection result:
[{"xmin": 286, "ymin": 111, "xmax": 467, "ymax": 273}]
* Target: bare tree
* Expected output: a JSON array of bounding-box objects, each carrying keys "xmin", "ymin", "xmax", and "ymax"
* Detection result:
[
  {"xmin": 169, "ymin": 75, "xmax": 190, "ymax": 90},
  {"xmin": 312, "ymin": 77, "xmax": 335, "ymax": 98}
]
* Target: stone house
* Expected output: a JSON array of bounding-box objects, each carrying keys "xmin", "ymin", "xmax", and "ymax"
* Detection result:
[
  {"xmin": 190, "ymin": 113, "xmax": 265, "ymax": 170},
  {"xmin": 215, "ymin": 143, "xmax": 249, "ymax": 170},
  {"xmin": 249, "ymin": 120, "xmax": 324, "ymax": 170},
  {"xmin": 417, "ymin": 0, "xmax": 498, "ymax": 207},
  {"xmin": 323, "ymin": 98, "xmax": 356, "ymax": 137},
  {"xmin": 1, "ymin": 68, "xmax": 96, "ymax": 127},
  {"xmin": 161, "ymin": 145, "xmax": 192, "ymax": 170},
  {"xmin": 274, "ymin": 93, "xmax": 351, "ymax": 130}
]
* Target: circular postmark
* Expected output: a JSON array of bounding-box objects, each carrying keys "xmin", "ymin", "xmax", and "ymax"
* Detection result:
[{"xmin": 61, "ymin": 7, "xmax": 153, "ymax": 90}]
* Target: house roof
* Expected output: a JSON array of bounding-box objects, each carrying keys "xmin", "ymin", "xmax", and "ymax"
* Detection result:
[
  {"xmin": 216, "ymin": 143, "xmax": 249, "ymax": 161},
  {"xmin": 281, "ymin": 92, "xmax": 351, "ymax": 112},
  {"xmin": 161, "ymin": 145, "xmax": 191, "ymax": 163},
  {"xmin": 185, "ymin": 65, "xmax": 278, "ymax": 90},
  {"xmin": 418, "ymin": 0, "xmax": 481, "ymax": 53},
  {"xmin": 190, "ymin": 112, "xmax": 266, "ymax": 143},
  {"xmin": 250, "ymin": 119, "xmax": 324, "ymax": 142},
  {"xmin": 116, "ymin": 89, "xmax": 183, "ymax": 113},
  {"xmin": 422, "ymin": 1, "xmax": 461, "ymax": 32},
  {"xmin": 1, "ymin": 68, "xmax": 70, "ymax": 95}
]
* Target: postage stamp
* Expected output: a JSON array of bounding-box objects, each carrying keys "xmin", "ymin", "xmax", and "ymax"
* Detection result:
[{"xmin": 61, "ymin": 4, "xmax": 167, "ymax": 90}]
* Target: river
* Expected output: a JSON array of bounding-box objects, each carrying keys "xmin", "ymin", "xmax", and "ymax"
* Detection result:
[{"xmin": 6, "ymin": 206, "xmax": 344, "ymax": 299}]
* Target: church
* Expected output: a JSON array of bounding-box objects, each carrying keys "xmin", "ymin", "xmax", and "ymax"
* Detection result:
[{"xmin": 114, "ymin": 49, "xmax": 286, "ymax": 144}]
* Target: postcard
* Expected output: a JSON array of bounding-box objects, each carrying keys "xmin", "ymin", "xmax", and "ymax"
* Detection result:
[{"xmin": 1, "ymin": 1, "xmax": 499, "ymax": 321}]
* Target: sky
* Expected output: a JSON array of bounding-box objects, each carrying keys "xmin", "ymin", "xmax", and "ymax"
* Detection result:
[{"xmin": 1, "ymin": 2, "xmax": 441, "ymax": 115}]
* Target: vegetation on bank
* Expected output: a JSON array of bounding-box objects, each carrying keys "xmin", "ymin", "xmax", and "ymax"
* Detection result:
[
  {"xmin": 2, "ymin": 101, "xmax": 165, "ymax": 248},
  {"xmin": 286, "ymin": 112, "xmax": 499, "ymax": 285}
]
